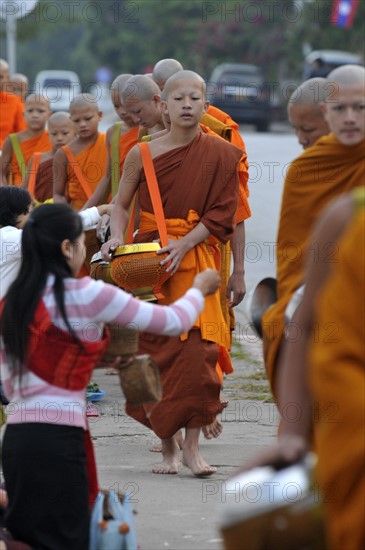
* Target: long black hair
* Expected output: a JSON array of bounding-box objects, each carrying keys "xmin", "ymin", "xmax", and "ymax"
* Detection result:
[
  {"xmin": 0, "ymin": 187, "xmax": 31, "ymax": 227},
  {"xmin": 1, "ymin": 203, "xmax": 83, "ymax": 374}
]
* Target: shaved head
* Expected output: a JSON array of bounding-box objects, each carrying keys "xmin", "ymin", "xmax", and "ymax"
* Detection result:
[
  {"xmin": 327, "ymin": 64, "xmax": 365, "ymax": 87},
  {"xmin": 121, "ymin": 75, "xmax": 161, "ymax": 103},
  {"xmin": 48, "ymin": 111, "xmax": 71, "ymax": 124},
  {"xmin": 12, "ymin": 73, "xmax": 28, "ymax": 85},
  {"xmin": 152, "ymin": 59, "xmax": 184, "ymax": 90},
  {"xmin": 0, "ymin": 59, "xmax": 10, "ymax": 88},
  {"xmin": 70, "ymin": 93, "xmax": 99, "ymax": 112},
  {"xmin": 110, "ymin": 74, "xmax": 133, "ymax": 93},
  {"xmin": 162, "ymin": 70, "xmax": 206, "ymax": 101},
  {"xmin": 25, "ymin": 93, "xmax": 50, "ymax": 110},
  {"xmin": 289, "ymin": 78, "xmax": 329, "ymax": 108}
]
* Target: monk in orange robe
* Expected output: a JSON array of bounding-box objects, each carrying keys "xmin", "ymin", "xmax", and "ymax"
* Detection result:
[
  {"xmin": 262, "ymin": 65, "xmax": 365, "ymax": 396},
  {"xmin": 22, "ymin": 112, "xmax": 76, "ymax": 203},
  {"xmin": 83, "ymin": 74, "xmax": 139, "ymax": 208},
  {"xmin": 53, "ymin": 94, "xmax": 108, "ymax": 273},
  {"xmin": 102, "ymin": 71, "xmax": 241, "ymax": 477},
  {"xmin": 0, "ymin": 59, "xmax": 26, "ymax": 149},
  {"xmin": 0, "ymin": 94, "xmax": 51, "ymax": 186},
  {"xmin": 243, "ymin": 187, "xmax": 365, "ymax": 550}
]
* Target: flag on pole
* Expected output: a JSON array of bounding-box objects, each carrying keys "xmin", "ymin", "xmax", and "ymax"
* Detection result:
[{"xmin": 331, "ymin": 0, "xmax": 359, "ymax": 28}]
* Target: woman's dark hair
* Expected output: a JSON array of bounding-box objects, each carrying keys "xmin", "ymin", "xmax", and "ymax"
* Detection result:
[
  {"xmin": 0, "ymin": 187, "xmax": 31, "ymax": 227},
  {"xmin": 1, "ymin": 203, "xmax": 83, "ymax": 375}
]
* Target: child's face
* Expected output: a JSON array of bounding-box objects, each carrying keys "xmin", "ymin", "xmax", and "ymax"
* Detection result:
[
  {"xmin": 24, "ymin": 100, "xmax": 51, "ymax": 131},
  {"xmin": 64, "ymin": 231, "xmax": 86, "ymax": 276},
  {"xmin": 111, "ymin": 89, "xmax": 136, "ymax": 127},
  {"xmin": 161, "ymin": 79, "xmax": 208, "ymax": 128},
  {"xmin": 48, "ymin": 119, "xmax": 76, "ymax": 151},
  {"xmin": 69, "ymin": 106, "xmax": 102, "ymax": 139},
  {"xmin": 123, "ymin": 96, "xmax": 161, "ymax": 128},
  {"xmin": 322, "ymin": 84, "xmax": 365, "ymax": 146}
]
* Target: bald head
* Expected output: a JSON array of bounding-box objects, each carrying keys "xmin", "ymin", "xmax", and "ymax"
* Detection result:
[
  {"xmin": 25, "ymin": 93, "xmax": 50, "ymax": 110},
  {"xmin": 48, "ymin": 111, "xmax": 71, "ymax": 124},
  {"xmin": 48, "ymin": 111, "xmax": 76, "ymax": 150},
  {"xmin": 321, "ymin": 65, "xmax": 365, "ymax": 147},
  {"xmin": 0, "ymin": 59, "xmax": 10, "ymax": 89},
  {"xmin": 287, "ymin": 78, "xmax": 330, "ymax": 149},
  {"xmin": 110, "ymin": 74, "xmax": 133, "ymax": 93},
  {"xmin": 327, "ymin": 64, "xmax": 365, "ymax": 87},
  {"xmin": 11, "ymin": 73, "xmax": 29, "ymax": 100},
  {"xmin": 70, "ymin": 93, "xmax": 100, "ymax": 112},
  {"xmin": 162, "ymin": 70, "xmax": 206, "ymax": 101},
  {"xmin": 121, "ymin": 75, "xmax": 161, "ymax": 103},
  {"xmin": 152, "ymin": 59, "xmax": 184, "ymax": 90}
]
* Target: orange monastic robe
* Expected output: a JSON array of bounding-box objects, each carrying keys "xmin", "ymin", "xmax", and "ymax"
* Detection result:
[
  {"xmin": 110, "ymin": 125, "xmax": 139, "ymax": 197},
  {"xmin": 262, "ymin": 134, "xmax": 365, "ymax": 393},
  {"xmin": 126, "ymin": 133, "xmax": 241, "ymax": 438},
  {"xmin": 0, "ymin": 91, "xmax": 26, "ymax": 149},
  {"xmin": 310, "ymin": 192, "xmax": 365, "ymax": 550},
  {"xmin": 10, "ymin": 132, "xmax": 51, "ymax": 186},
  {"xmin": 65, "ymin": 133, "xmax": 107, "ymax": 211}
]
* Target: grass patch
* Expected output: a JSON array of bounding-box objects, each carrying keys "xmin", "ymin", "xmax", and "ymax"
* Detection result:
[{"xmin": 230, "ymin": 340, "xmax": 261, "ymax": 366}]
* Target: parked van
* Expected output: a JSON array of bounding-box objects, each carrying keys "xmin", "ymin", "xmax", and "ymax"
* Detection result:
[
  {"xmin": 33, "ymin": 70, "xmax": 82, "ymax": 112},
  {"xmin": 303, "ymin": 50, "xmax": 363, "ymax": 79},
  {"xmin": 207, "ymin": 63, "xmax": 271, "ymax": 132}
]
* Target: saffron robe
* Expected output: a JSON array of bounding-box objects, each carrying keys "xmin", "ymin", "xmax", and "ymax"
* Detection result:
[
  {"xmin": 110, "ymin": 125, "xmax": 139, "ymax": 196},
  {"xmin": 262, "ymin": 134, "xmax": 365, "ymax": 393},
  {"xmin": 0, "ymin": 91, "xmax": 26, "ymax": 149},
  {"xmin": 310, "ymin": 193, "xmax": 365, "ymax": 550},
  {"xmin": 65, "ymin": 133, "xmax": 107, "ymax": 211},
  {"xmin": 9, "ymin": 132, "xmax": 51, "ymax": 186},
  {"xmin": 126, "ymin": 132, "xmax": 241, "ymax": 438},
  {"xmin": 30, "ymin": 156, "xmax": 53, "ymax": 203}
]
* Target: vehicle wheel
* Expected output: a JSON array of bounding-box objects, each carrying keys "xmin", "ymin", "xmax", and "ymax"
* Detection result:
[{"xmin": 256, "ymin": 121, "xmax": 270, "ymax": 132}]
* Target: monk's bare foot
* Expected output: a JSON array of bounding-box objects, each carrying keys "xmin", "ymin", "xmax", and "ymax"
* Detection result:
[
  {"xmin": 220, "ymin": 390, "xmax": 229, "ymax": 408},
  {"xmin": 202, "ymin": 418, "xmax": 223, "ymax": 440},
  {"xmin": 183, "ymin": 427, "xmax": 217, "ymax": 477},
  {"xmin": 149, "ymin": 430, "xmax": 184, "ymax": 452},
  {"xmin": 152, "ymin": 437, "xmax": 180, "ymax": 474}
]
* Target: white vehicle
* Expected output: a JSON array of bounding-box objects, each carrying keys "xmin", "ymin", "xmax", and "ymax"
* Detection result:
[{"xmin": 33, "ymin": 70, "xmax": 82, "ymax": 111}]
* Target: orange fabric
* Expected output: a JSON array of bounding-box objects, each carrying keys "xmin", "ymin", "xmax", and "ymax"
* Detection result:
[
  {"xmin": 114, "ymin": 126, "xmax": 139, "ymax": 179},
  {"xmin": 139, "ymin": 209, "xmax": 231, "ymax": 350},
  {"xmin": 0, "ymin": 91, "xmax": 26, "ymax": 148},
  {"xmin": 27, "ymin": 152, "xmax": 42, "ymax": 197},
  {"xmin": 65, "ymin": 133, "xmax": 107, "ymax": 211},
  {"xmin": 31, "ymin": 156, "xmax": 53, "ymax": 203},
  {"xmin": 310, "ymin": 205, "xmax": 365, "ymax": 550},
  {"xmin": 262, "ymin": 134, "xmax": 365, "ymax": 392},
  {"xmin": 10, "ymin": 132, "xmax": 50, "ymax": 186}
]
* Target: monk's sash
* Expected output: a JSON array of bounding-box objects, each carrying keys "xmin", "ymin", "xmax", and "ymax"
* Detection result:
[
  {"xmin": 111, "ymin": 121, "xmax": 123, "ymax": 197},
  {"xmin": 9, "ymin": 133, "xmax": 26, "ymax": 181},
  {"xmin": 26, "ymin": 300, "xmax": 110, "ymax": 390},
  {"xmin": 139, "ymin": 209, "xmax": 231, "ymax": 349}
]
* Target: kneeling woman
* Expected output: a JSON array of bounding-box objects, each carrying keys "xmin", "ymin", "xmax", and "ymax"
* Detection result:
[{"xmin": 0, "ymin": 203, "xmax": 219, "ymax": 549}]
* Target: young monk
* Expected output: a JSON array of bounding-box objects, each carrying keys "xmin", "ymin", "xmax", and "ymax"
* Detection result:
[
  {"xmin": 22, "ymin": 111, "xmax": 76, "ymax": 203},
  {"xmin": 0, "ymin": 59, "xmax": 26, "ymax": 149},
  {"xmin": 240, "ymin": 187, "xmax": 365, "ymax": 550},
  {"xmin": 83, "ymin": 74, "xmax": 140, "ymax": 208},
  {"xmin": 10, "ymin": 73, "xmax": 29, "ymax": 103},
  {"xmin": 102, "ymin": 70, "xmax": 242, "ymax": 476},
  {"xmin": 262, "ymin": 64, "xmax": 365, "ymax": 398},
  {"xmin": 53, "ymin": 94, "xmax": 108, "ymax": 271},
  {"xmin": 0, "ymin": 94, "xmax": 51, "ymax": 185},
  {"xmin": 121, "ymin": 75, "xmax": 165, "ymax": 141},
  {"xmin": 287, "ymin": 77, "xmax": 330, "ymax": 149}
]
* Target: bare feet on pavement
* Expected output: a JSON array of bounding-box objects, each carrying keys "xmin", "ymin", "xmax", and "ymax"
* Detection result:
[
  {"xmin": 182, "ymin": 428, "xmax": 217, "ymax": 477},
  {"xmin": 202, "ymin": 418, "xmax": 223, "ymax": 440},
  {"xmin": 149, "ymin": 429, "xmax": 184, "ymax": 452},
  {"xmin": 152, "ymin": 437, "xmax": 180, "ymax": 474}
]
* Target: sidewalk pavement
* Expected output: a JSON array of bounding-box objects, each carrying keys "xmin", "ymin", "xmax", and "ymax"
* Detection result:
[{"xmin": 90, "ymin": 325, "xmax": 279, "ymax": 550}]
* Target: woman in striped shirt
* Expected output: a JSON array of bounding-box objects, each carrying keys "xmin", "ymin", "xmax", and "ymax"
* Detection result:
[{"xmin": 0, "ymin": 203, "xmax": 219, "ymax": 549}]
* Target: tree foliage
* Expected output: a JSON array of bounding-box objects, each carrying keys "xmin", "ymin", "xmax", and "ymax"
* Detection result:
[{"xmin": 0, "ymin": 0, "xmax": 363, "ymax": 89}]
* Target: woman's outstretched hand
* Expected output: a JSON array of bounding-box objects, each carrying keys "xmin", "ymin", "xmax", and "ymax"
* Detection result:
[{"xmin": 193, "ymin": 269, "xmax": 221, "ymax": 297}]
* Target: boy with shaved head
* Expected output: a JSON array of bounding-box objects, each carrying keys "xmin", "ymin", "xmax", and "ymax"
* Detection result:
[
  {"xmin": 22, "ymin": 111, "xmax": 76, "ymax": 202},
  {"xmin": 262, "ymin": 64, "xmax": 365, "ymax": 397},
  {"xmin": 53, "ymin": 94, "xmax": 108, "ymax": 273},
  {"xmin": 0, "ymin": 59, "xmax": 26, "ymax": 148},
  {"xmin": 0, "ymin": 93, "xmax": 51, "ymax": 186},
  {"xmin": 102, "ymin": 70, "xmax": 241, "ymax": 477},
  {"xmin": 287, "ymin": 77, "xmax": 330, "ymax": 149}
]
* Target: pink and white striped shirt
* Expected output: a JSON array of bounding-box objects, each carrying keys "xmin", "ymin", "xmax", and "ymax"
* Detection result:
[{"xmin": 0, "ymin": 275, "xmax": 204, "ymax": 429}]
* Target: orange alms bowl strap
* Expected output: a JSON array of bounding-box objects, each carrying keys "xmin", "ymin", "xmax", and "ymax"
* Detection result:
[
  {"xmin": 9, "ymin": 133, "xmax": 26, "ymax": 179},
  {"xmin": 62, "ymin": 145, "xmax": 94, "ymax": 199},
  {"xmin": 138, "ymin": 142, "xmax": 168, "ymax": 248},
  {"xmin": 27, "ymin": 152, "xmax": 42, "ymax": 198}
]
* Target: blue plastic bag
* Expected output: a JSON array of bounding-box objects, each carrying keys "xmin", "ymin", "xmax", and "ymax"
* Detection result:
[{"xmin": 89, "ymin": 490, "xmax": 138, "ymax": 550}]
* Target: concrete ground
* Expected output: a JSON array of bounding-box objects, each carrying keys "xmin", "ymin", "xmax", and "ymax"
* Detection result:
[{"xmin": 90, "ymin": 320, "xmax": 279, "ymax": 550}]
